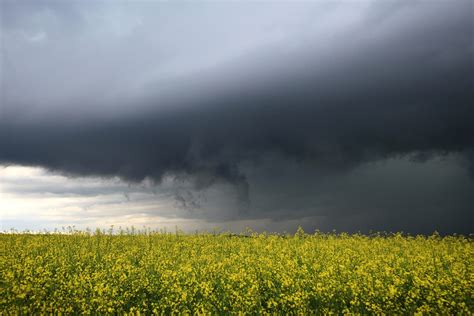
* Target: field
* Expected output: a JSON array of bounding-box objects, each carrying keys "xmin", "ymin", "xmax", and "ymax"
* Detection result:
[{"xmin": 1, "ymin": 229, "xmax": 472, "ymax": 314}]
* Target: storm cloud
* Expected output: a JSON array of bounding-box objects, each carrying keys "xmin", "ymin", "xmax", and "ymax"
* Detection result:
[{"xmin": 1, "ymin": 0, "xmax": 473, "ymax": 234}]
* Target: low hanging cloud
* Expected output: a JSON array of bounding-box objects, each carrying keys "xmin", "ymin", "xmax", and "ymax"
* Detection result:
[{"xmin": 0, "ymin": 0, "xmax": 473, "ymax": 234}]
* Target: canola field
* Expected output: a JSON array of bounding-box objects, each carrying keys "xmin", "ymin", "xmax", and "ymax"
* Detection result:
[{"xmin": 1, "ymin": 229, "xmax": 472, "ymax": 314}]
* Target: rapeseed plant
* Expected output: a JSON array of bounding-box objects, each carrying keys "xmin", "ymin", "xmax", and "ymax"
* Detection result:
[{"xmin": 0, "ymin": 229, "xmax": 472, "ymax": 314}]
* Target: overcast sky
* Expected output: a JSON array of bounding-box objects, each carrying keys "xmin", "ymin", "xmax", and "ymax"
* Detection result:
[{"xmin": 1, "ymin": 0, "xmax": 473, "ymax": 234}]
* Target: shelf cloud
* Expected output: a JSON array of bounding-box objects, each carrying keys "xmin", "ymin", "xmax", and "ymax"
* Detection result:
[{"xmin": 1, "ymin": 0, "xmax": 473, "ymax": 234}]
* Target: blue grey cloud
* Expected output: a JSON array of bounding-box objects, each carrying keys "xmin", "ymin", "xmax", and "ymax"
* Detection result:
[{"xmin": 1, "ymin": 0, "xmax": 472, "ymax": 234}]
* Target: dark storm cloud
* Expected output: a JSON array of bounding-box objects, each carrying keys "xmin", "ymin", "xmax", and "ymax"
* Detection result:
[
  {"xmin": 1, "ymin": 0, "xmax": 473, "ymax": 233},
  {"xmin": 237, "ymin": 155, "xmax": 474, "ymax": 235}
]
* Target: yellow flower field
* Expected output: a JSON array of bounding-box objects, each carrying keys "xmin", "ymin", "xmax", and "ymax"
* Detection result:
[{"xmin": 1, "ymin": 229, "xmax": 472, "ymax": 314}]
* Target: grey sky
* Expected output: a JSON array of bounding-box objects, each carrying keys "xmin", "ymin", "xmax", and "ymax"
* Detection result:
[{"xmin": 1, "ymin": 0, "xmax": 473, "ymax": 234}]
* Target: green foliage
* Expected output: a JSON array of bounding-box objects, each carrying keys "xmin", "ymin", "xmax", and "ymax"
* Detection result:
[{"xmin": 1, "ymin": 230, "xmax": 472, "ymax": 314}]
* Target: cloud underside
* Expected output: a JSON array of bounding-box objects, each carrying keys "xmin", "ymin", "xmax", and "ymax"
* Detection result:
[
  {"xmin": 0, "ymin": 1, "xmax": 473, "ymax": 234},
  {"xmin": 2, "ymin": 14, "xmax": 472, "ymax": 182}
]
